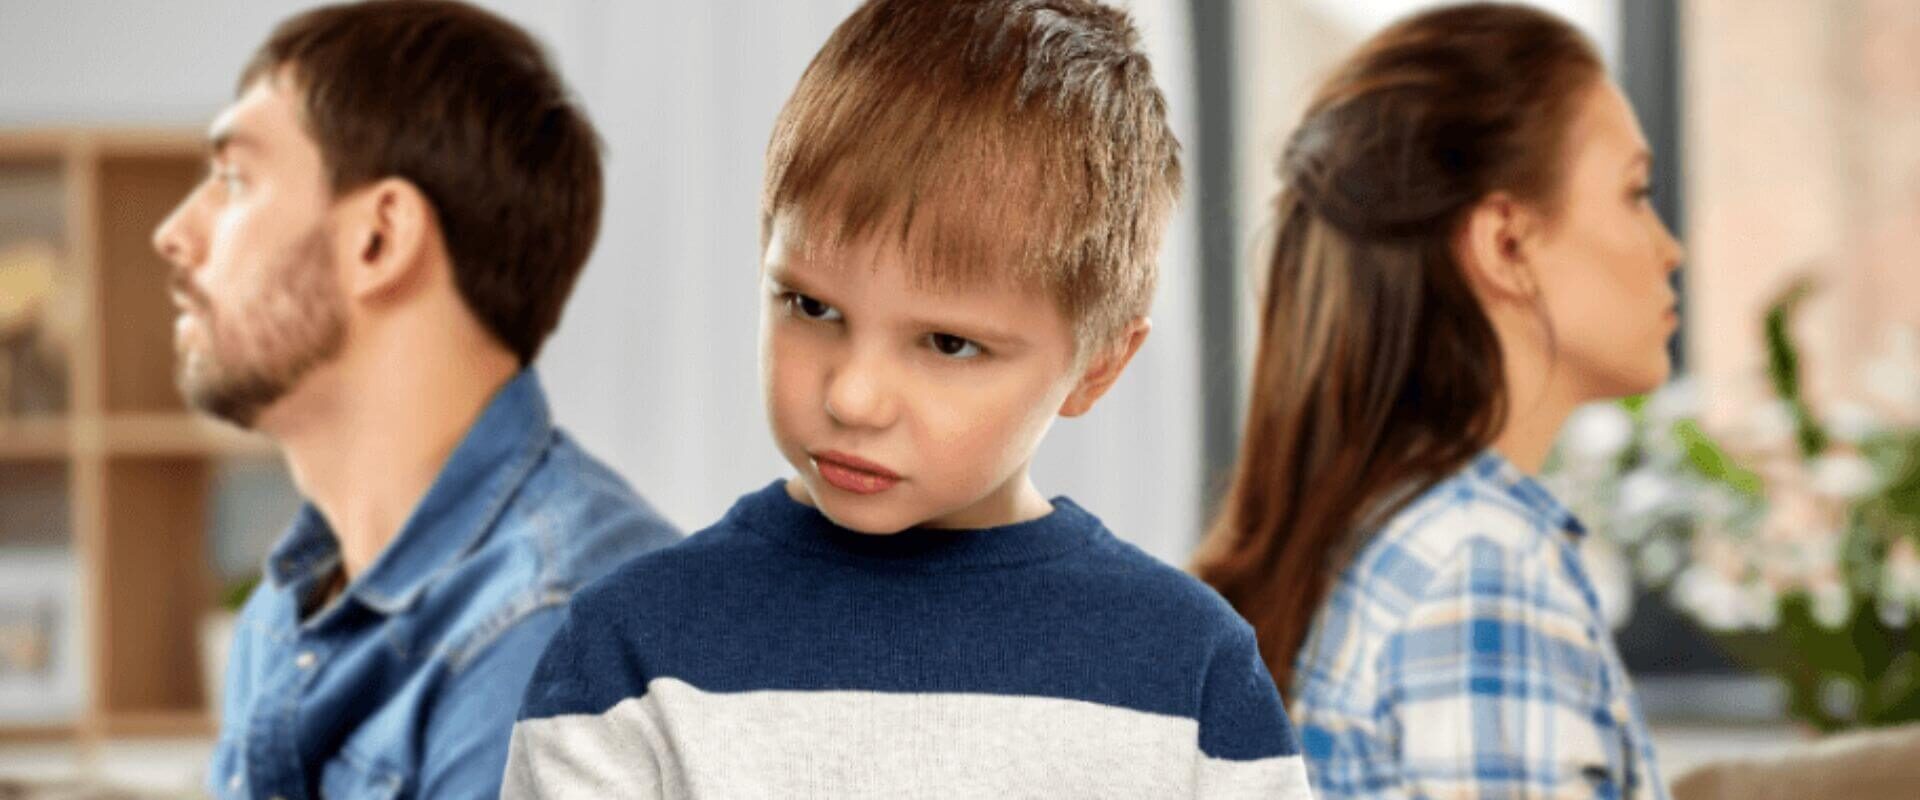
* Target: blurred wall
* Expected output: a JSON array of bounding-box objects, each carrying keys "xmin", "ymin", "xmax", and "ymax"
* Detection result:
[{"xmin": 1687, "ymin": 0, "xmax": 1920, "ymax": 430}]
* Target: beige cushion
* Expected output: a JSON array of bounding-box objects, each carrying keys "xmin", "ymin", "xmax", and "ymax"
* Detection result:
[{"xmin": 1673, "ymin": 723, "xmax": 1920, "ymax": 800}]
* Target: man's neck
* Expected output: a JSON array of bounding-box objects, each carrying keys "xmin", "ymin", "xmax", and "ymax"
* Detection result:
[{"xmin": 262, "ymin": 339, "xmax": 519, "ymax": 582}]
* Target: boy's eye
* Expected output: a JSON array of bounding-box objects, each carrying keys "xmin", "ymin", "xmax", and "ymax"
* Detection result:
[
  {"xmin": 786, "ymin": 292, "xmax": 842, "ymax": 322},
  {"xmin": 928, "ymin": 333, "xmax": 984, "ymax": 359},
  {"xmin": 1630, "ymin": 183, "xmax": 1653, "ymax": 204}
]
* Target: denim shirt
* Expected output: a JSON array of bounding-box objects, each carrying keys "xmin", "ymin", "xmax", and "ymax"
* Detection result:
[{"xmin": 208, "ymin": 370, "xmax": 680, "ymax": 799}]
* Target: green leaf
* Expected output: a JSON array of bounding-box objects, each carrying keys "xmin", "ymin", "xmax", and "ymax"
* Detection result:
[
  {"xmin": 1674, "ymin": 420, "xmax": 1764, "ymax": 497},
  {"xmin": 1760, "ymin": 277, "xmax": 1830, "ymax": 458}
]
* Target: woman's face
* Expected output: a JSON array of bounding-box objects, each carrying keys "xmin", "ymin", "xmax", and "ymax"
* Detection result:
[{"xmin": 1529, "ymin": 79, "xmax": 1686, "ymax": 401}]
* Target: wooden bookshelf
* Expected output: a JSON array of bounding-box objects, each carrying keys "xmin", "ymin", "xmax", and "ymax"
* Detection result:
[{"xmin": 0, "ymin": 129, "xmax": 283, "ymax": 745}]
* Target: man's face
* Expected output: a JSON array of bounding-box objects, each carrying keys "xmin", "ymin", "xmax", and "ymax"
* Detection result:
[
  {"xmin": 152, "ymin": 77, "xmax": 347, "ymax": 429},
  {"xmin": 759, "ymin": 210, "xmax": 1087, "ymax": 534}
]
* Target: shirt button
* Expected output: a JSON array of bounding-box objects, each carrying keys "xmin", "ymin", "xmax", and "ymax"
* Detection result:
[
  {"xmin": 295, "ymin": 651, "xmax": 317, "ymax": 669},
  {"xmin": 227, "ymin": 773, "xmax": 242, "ymax": 790}
]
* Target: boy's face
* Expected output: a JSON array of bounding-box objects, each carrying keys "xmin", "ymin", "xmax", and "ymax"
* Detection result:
[{"xmin": 759, "ymin": 210, "xmax": 1091, "ymax": 534}]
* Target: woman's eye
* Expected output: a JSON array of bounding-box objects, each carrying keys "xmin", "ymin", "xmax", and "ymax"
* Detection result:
[
  {"xmin": 1630, "ymin": 184, "xmax": 1654, "ymax": 204},
  {"xmin": 928, "ymin": 333, "xmax": 983, "ymax": 359},
  {"xmin": 787, "ymin": 293, "xmax": 842, "ymax": 322}
]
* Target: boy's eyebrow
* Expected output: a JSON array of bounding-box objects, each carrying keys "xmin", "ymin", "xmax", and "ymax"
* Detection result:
[
  {"xmin": 762, "ymin": 264, "xmax": 815, "ymax": 295},
  {"xmin": 901, "ymin": 309, "xmax": 1027, "ymax": 346}
]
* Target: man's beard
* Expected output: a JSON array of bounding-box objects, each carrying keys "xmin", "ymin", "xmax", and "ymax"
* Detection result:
[{"xmin": 175, "ymin": 230, "xmax": 346, "ymax": 429}]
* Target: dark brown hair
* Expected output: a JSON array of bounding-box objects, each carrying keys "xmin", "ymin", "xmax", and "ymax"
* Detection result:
[
  {"xmin": 762, "ymin": 0, "xmax": 1182, "ymax": 348},
  {"xmin": 241, "ymin": 0, "xmax": 603, "ymax": 365},
  {"xmin": 1191, "ymin": 2, "xmax": 1603, "ymax": 693}
]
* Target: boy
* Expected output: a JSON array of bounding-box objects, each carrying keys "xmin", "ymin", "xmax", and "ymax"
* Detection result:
[{"xmin": 505, "ymin": 1, "xmax": 1311, "ymax": 796}]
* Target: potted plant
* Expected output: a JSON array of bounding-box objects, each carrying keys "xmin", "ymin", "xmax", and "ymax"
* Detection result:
[{"xmin": 1545, "ymin": 279, "xmax": 1920, "ymax": 732}]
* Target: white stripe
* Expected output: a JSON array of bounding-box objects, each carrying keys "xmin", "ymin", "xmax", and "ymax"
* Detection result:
[{"xmin": 505, "ymin": 677, "xmax": 1311, "ymax": 799}]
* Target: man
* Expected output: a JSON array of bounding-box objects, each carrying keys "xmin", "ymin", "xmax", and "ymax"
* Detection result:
[{"xmin": 150, "ymin": 2, "xmax": 678, "ymax": 796}]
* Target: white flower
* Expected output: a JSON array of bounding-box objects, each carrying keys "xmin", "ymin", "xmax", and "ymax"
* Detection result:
[
  {"xmin": 1562, "ymin": 402, "xmax": 1636, "ymax": 463},
  {"xmin": 1746, "ymin": 399, "xmax": 1800, "ymax": 451},
  {"xmin": 1742, "ymin": 581, "xmax": 1781, "ymax": 630},
  {"xmin": 1877, "ymin": 598, "xmax": 1912, "ymax": 630},
  {"xmin": 1811, "ymin": 582, "xmax": 1852, "ymax": 629},
  {"xmin": 1646, "ymin": 377, "xmax": 1700, "ymax": 427},
  {"xmin": 1810, "ymin": 454, "xmax": 1880, "ymax": 499},
  {"xmin": 1674, "ymin": 569, "xmax": 1744, "ymax": 631},
  {"xmin": 1698, "ymin": 484, "xmax": 1745, "ymax": 522},
  {"xmin": 1864, "ymin": 326, "xmax": 1920, "ymax": 415},
  {"xmin": 1618, "ymin": 468, "xmax": 1678, "ymax": 520},
  {"xmin": 1880, "ymin": 540, "xmax": 1920, "ymax": 605},
  {"xmin": 1824, "ymin": 401, "xmax": 1885, "ymax": 444},
  {"xmin": 1637, "ymin": 538, "xmax": 1684, "ymax": 584}
]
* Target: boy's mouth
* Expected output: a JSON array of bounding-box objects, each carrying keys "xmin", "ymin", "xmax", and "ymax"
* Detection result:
[{"xmin": 811, "ymin": 450, "xmax": 901, "ymax": 495}]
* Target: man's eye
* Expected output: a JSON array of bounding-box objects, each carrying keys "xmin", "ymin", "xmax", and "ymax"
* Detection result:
[
  {"xmin": 928, "ymin": 333, "xmax": 983, "ymax": 359},
  {"xmin": 787, "ymin": 293, "xmax": 842, "ymax": 322}
]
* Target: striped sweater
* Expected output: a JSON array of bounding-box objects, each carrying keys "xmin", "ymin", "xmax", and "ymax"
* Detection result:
[{"xmin": 505, "ymin": 480, "xmax": 1311, "ymax": 798}]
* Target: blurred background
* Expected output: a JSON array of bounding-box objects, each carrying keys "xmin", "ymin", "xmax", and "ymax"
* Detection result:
[{"xmin": 0, "ymin": 0, "xmax": 1915, "ymax": 794}]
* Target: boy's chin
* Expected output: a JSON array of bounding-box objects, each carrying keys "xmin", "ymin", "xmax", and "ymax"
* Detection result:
[{"xmin": 789, "ymin": 476, "xmax": 919, "ymax": 535}]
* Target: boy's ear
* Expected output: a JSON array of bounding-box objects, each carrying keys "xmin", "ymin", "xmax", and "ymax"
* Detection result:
[
  {"xmin": 1453, "ymin": 190, "xmax": 1543, "ymax": 304},
  {"xmin": 1059, "ymin": 317, "xmax": 1151, "ymax": 418},
  {"xmin": 335, "ymin": 177, "xmax": 440, "ymax": 302}
]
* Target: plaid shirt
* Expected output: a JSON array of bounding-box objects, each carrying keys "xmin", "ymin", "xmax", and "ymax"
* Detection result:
[{"xmin": 1291, "ymin": 450, "xmax": 1667, "ymax": 800}]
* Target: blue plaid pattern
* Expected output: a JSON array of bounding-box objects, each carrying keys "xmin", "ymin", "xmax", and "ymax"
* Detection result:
[{"xmin": 1291, "ymin": 451, "xmax": 1667, "ymax": 799}]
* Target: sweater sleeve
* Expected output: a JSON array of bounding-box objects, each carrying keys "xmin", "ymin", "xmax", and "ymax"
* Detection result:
[
  {"xmin": 1193, "ymin": 622, "xmax": 1317, "ymax": 799},
  {"xmin": 503, "ymin": 593, "xmax": 666, "ymax": 798}
]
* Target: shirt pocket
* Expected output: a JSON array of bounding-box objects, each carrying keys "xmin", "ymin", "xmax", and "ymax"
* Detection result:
[{"xmin": 320, "ymin": 747, "xmax": 405, "ymax": 800}]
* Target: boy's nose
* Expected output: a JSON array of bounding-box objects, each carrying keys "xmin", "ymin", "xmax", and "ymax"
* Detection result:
[{"xmin": 823, "ymin": 352, "xmax": 899, "ymax": 430}]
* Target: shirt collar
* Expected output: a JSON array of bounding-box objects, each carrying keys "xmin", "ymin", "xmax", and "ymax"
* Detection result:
[
  {"xmin": 1470, "ymin": 448, "xmax": 1589, "ymax": 539},
  {"xmin": 265, "ymin": 503, "xmax": 340, "ymax": 591},
  {"xmin": 263, "ymin": 369, "xmax": 555, "ymax": 615}
]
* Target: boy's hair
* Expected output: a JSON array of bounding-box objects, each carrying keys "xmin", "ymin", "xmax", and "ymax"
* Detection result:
[
  {"xmin": 763, "ymin": 0, "xmax": 1182, "ymax": 349},
  {"xmin": 241, "ymin": 0, "xmax": 602, "ymax": 365}
]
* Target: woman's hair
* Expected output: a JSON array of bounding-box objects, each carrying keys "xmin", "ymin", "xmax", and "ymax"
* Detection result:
[{"xmin": 1192, "ymin": 2, "xmax": 1603, "ymax": 693}]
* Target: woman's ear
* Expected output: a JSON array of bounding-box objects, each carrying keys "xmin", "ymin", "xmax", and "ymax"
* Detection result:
[{"xmin": 1454, "ymin": 191, "xmax": 1543, "ymax": 304}]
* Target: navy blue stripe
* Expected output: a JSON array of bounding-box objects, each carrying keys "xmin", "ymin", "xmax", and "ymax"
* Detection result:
[{"xmin": 517, "ymin": 484, "xmax": 1300, "ymax": 761}]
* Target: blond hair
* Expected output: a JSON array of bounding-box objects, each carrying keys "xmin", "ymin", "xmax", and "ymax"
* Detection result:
[{"xmin": 762, "ymin": 0, "xmax": 1182, "ymax": 348}]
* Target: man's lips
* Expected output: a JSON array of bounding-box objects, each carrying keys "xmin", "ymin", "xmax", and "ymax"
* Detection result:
[{"xmin": 811, "ymin": 450, "xmax": 901, "ymax": 495}]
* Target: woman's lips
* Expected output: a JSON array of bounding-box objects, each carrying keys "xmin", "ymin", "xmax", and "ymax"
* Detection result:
[{"xmin": 812, "ymin": 450, "xmax": 901, "ymax": 495}]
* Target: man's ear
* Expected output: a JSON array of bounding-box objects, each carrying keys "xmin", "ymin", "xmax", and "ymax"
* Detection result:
[
  {"xmin": 1059, "ymin": 317, "xmax": 1151, "ymax": 418},
  {"xmin": 1453, "ymin": 191, "xmax": 1544, "ymax": 304},
  {"xmin": 334, "ymin": 177, "xmax": 439, "ymax": 301}
]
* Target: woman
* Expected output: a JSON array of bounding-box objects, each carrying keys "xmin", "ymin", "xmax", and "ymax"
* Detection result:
[{"xmin": 1194, "ymin": 4, "xmax": 1682, "ymax": 798}]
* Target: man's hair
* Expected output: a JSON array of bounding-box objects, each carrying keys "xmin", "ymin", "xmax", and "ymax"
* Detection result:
[
  {"xmin": 241, "ymin": 0, "xmax": 602, "ymax": 364},
  {"xmin": 763, "ymin": 0, "xmax": 1182, "ymax": 348}
]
